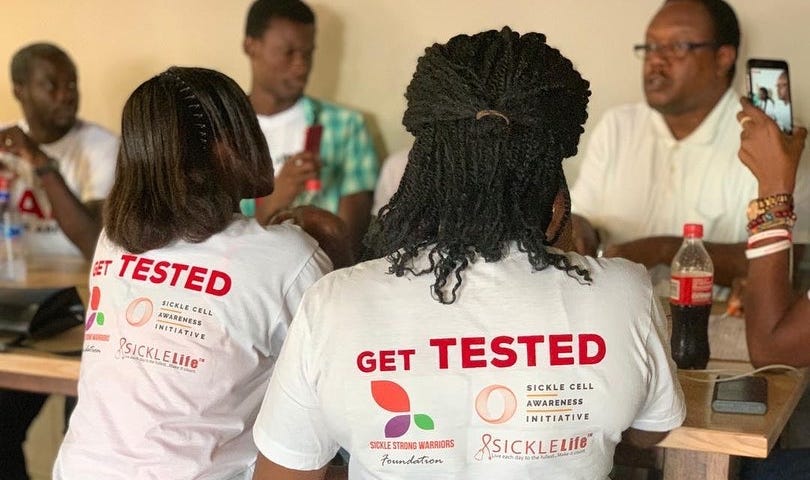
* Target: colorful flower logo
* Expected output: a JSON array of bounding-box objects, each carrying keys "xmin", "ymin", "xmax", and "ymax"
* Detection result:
[
  {"xmin": 84, "ymin": 286, "xmax": 105, "ymax": 331},
  {"xmin": 371, "ymin": 380, "xmax": 434, "ymax": 438}
]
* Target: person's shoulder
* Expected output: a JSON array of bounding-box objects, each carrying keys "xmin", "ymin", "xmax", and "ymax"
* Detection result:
[
  {"xmin": 213, "ymin": 218, "xmax": 320, "ymax": 265},
  {"xmin": 305, "ymin": 96, "xmax": 365, "ymax": 123},
  {"xmin": 305, "ymin": 255, "xmax": 388, "ymax": 295},
  {"xmin": 599, "ymin": 101, "xmax": 652, "ymax": 127},
  {"xmin": 71, "ymin": 119, "xmax": 119, "ymax": 145},
  {"xmin": 568, "ymin": 252, "xmax": 653, "ymax": 296}
]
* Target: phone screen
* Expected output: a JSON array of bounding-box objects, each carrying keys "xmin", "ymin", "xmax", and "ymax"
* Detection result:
[{"xmin": 748, "ymin": 59, "xmax": 792, "ymax": 133}]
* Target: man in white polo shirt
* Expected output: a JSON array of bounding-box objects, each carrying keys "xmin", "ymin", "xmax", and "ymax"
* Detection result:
[{"xmin": 570, "ymin": 0, "xmax": 809, "ymax": 287}]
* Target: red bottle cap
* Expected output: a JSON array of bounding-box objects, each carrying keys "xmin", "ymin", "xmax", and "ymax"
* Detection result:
[
  {"xmin": 304, "ymin": 178, "xmax": 321, "ymax": 192},
  {"xmin": 683, "ymin": 223, "xmax": 704, "ymax": 238}
]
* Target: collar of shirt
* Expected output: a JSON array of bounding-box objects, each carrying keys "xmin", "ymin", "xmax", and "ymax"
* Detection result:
[{"xmin": 649, "ymin": 88, "xmax": 739, "ymax": 147}]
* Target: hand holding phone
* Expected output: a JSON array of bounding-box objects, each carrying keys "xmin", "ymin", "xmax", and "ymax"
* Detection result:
[{"xmin": 747, "ymin": 58, "xmax": 792, "ymax": 134}]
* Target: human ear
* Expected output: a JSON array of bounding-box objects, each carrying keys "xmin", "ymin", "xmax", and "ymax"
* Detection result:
[
  {"xmin": 715, "ymin": 45, "xmax": 737, "ymax": 79},
  {"xmin": 243, "ymin": 36, "xmax": 258, "ymax": 58}
]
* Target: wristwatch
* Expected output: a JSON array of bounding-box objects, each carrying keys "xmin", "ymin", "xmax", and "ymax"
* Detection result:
[{"xmin": 34, "ymin": 155, "xmax": 60, "ymax": 178}]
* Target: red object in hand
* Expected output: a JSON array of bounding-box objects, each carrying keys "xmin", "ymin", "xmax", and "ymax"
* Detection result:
[
  {"xmin": 304, "ymin": 124, "xmax": 323, "ymax": 154},
  {"xmin": 303, "ymin": 125, "xmax": 323, "ymax": 193},
  {"xmin": 304, "ymin": 178, "xmax": 321, "ymax": 192}
]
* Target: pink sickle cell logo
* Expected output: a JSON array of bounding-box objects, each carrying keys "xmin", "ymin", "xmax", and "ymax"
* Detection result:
[
  {"xmin": 84, "ymin": 286, "xmax": 105, "ymax": 331},
  {"xmin": 371, "ymin": 380, "xmax": 435, "ymax": 438},
  {"xmin": 475, "ymin": 385, "xmax": 517, "ymax": 424},
  {"xmin": 126, "ymin": 297, "xmax": 154, "ymax": 327}
]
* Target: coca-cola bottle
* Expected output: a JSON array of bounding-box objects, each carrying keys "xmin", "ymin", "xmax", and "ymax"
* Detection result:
[{"xmin": 669, "ymin": 223, "xmax": 713, "ymax": 369}]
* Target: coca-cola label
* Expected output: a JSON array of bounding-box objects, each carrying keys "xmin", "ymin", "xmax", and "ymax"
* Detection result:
[{"xmin": 670, "ymin": 273, "xmax": 713, "ymax": 306}]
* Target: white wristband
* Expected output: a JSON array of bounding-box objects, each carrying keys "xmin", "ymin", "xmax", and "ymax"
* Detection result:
[
  {"xmin": 745, "ymin": 239, "xmax": 793, "ymax": 259},
  {"xmin": 748, "ymin": 228, "xmax": 792, "ymax": 247}
]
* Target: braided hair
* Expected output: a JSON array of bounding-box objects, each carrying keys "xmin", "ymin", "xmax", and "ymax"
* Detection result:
[{"xmin": 366, "ymin": 27, "xmax": 591, "ymax": 304}]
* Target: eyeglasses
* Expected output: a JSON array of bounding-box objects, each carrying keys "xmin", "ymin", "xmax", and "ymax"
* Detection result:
[{"xmin": 633, "ymin": 41, "xmax": 718, "ymax": 60}]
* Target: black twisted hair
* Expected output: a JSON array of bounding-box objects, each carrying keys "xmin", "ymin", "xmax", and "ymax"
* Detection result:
[{"xmin": 366, "ymin": 27, "xmax": 592, "ymax": 304}]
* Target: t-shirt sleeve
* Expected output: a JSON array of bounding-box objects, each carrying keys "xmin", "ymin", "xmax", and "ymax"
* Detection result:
[
  {"xmin": 570, "ymin": 113, "xmax": 613, "ymax": 224},
  {"xmin": 268, "ymin": 247, "xmax": 332, "ymax": 360},
  {"xmin": 630, "ymin": 295, "xmax": 687, "ymax": 432},
  {"xmin": 253, "ymin": 293, "xmax": 339, "ymax": 470},
  {"xmin": 338, "ymin": 112, "xmax": 379, "ymax": 197},
  {"xmin": 79, "ymin": 129, "xmax": 119, "ymax": 202},
  {"xmin": 372, "ymin": 148, "xmax": 409, "ymax": 214}
]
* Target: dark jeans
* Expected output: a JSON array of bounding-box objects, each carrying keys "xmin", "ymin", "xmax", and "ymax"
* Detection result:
[
  {"xmin": 0, "ymin": 389, "xmax": 76, "ymax": 480},
  {"xmin": 740, "ymin": 449, "xmax": 810, "ymax": 480}
]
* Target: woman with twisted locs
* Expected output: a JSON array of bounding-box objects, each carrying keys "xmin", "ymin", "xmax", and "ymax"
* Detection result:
[{"xmin": 251, "ymin": 27, "xmax": 685, "ymax": 480}]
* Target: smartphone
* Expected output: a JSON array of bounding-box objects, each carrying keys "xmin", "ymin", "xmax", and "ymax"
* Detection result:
[
  {"xmin": 747, "ymin": 58, "xmax": 792, "ymax": 133},
  {"xmin": 711, "ymin": 375, "xmax": 768, "ymax": 415},
  {"xmin": 302, "ymin": 124, "xmax": 323, "ymax": 192},
  {"xmin": 304, "ymin": 124, "xmax": 323, "ymax": 154}
]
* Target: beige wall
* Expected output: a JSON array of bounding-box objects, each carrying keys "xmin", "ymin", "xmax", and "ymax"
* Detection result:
[{"xmin": 2, "ymin": 1, "xmax": 809, "ymax": 179}]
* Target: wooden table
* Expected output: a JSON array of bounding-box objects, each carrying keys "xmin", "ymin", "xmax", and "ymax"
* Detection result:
[
  {"xmin": 0, "ymin": 255, "xmax": 88, "ymax": 396},
  {"xmin": 658, "ymin": 360, "xmax": 810, "ymax": 479}
]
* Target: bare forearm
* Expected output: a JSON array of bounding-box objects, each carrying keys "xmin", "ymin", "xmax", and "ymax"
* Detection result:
[
  {"xmin": 745, "ymin": 246, "xmax": 810, "ymax": 367},
  {"xmin": 38, "ymin": 170, "xmax": 102, "ymax": 260},
  {"xmin": 703, "ymin": 241, "xmax": 747, "ymax": 286},
  {"xmin": 253, "ymin": 454, "xmax": 327, "ymax": 480},
  {"xmin": 255, "ymin": 193, "xmax": 291, "ymax": 225},
  {"xmin": 571, "ymin": 214, "xmax": 599, "ymax": 256},
  {"xmin": 337, "ymin": 191, "xmax": 372, "ymax": 260},
  {"xmin": 603, "ymin": 237, "xmax": 745, "ymax": 287},
  {"xmin": 603, "ymin": 236, "xmax": 680, "ymax": 268}
]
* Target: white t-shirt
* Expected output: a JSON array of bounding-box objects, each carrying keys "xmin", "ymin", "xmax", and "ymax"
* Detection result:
[
  {"xmin": 372, "ymin": 147, "xmax": 409, "ymax": 215},
  {"xmin": 256, "ymin": 99, "xmax": 307, "ymax": 174},
  {"xmin": 253, "ymin": 247, "xmax": 685, "ymax": 479},
  {"xmin": 772, "ymin": 100, "xmax": 792, "ymax": 133},
  {"xmin": 11, "ymin": 119, "xmax": 118, "ymax": 256},
  {"xmin": 570, "ymin": 88, "xmax": 810, "ymax": 246},
  {"xmin": 54, "ymin": 219, "xmax": 331, "ymax": 480}
]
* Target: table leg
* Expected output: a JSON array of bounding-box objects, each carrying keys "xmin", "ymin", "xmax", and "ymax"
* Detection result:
[{"xmin": 663, "ymin": 449, "xmax": 739, "ymax": 480}]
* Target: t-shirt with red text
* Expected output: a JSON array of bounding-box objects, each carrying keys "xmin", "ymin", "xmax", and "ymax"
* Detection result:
[
  {"xmin": 54, "ymin": 219, "xmax": 331, "ymax": 480},
  {"xmin": 11, "ymin": 119, "xmax": 118, "ymax": 256},
  {"xmin": 253, "ymin": 246, "xmax": 685, "ymax": 479}
]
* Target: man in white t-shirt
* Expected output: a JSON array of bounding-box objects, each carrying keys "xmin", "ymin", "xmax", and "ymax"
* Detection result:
[
  {"xmin": 252, "ymin": 27, "xmax": 684, "ymax": 480},
  {"xmin": 241, "ymin": 0, "xmax": 379, "ymax": 258},
  {"xmin": 0, "ymin": 43, "xmax": 117, "ymax": 480},
  {"xmin": 772, "ymin": 70, "xmax": 792, "ymax": 134},
  {"xmin": 371, "ymin": 147, "xmax": 410, "ymax": 216},
  {"xmin": 570, "ymin": 0, "xmax": 809, "ymax": 287}
]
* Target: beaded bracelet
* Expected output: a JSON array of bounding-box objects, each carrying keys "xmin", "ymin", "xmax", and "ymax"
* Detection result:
[
  {"xmin": 747, "ymin": 210, "xmax": 797, "ymax": 234},
  {"xmin": 747, "ymin": 228, "xmax": 793, "ymax": 248},
  {"xmin": 747, "ymin": 193, "xmax": 794, "ymax": 221},
  {"xmin": 745, "ymin": 239, "xmax": 793, "ymax": 259}
]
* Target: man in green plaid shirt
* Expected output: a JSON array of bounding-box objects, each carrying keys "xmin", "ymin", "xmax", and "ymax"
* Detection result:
[{"xmin": 241, "ymin": 0, "xmax": 379, "ymax": 257}]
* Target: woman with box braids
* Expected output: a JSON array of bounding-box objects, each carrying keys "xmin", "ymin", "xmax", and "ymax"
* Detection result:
[{"xmin": 368, "ymin": 27, "xmax": 592, "ymax": 303}]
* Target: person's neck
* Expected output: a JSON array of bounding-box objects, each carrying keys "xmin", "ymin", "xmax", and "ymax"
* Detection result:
[
  {"xmin": 662, "ymin": 89, "xmax": 727, "ymax": 141},
  {"xmin": 26, "ymin": 120, "xmax": 71, "ymax": 145},
  {"xmin": 249, "ymin": 89, "xmax": 299, "ymax": 117}
]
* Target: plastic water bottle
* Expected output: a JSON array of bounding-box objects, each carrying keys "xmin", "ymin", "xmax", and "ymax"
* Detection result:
[
  {"xmin": 669, "ymin": 223, "xmax": 713, "ymax": 369},
  {"xmin": 0, "ymin": 176, "xmax": 26, "ymax": 282}
]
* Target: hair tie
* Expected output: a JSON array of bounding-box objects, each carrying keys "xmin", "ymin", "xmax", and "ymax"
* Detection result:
[{"xmin": 475, "ymin": 109, "xmax": 510, "ymax": 125}]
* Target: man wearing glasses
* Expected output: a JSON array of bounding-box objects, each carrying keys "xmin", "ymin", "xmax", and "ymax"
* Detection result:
[{"xmin": 570, "ymin": 0, "xmax": 810, "ymax": 287}]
